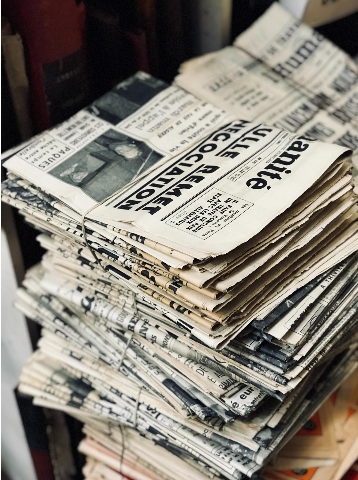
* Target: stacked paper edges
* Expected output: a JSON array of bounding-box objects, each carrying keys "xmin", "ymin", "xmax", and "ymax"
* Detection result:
[
  {"xmin": 2, "ymin": 21, "xmax": 358, "ymax": 480},
  {"xmin": 78, "ymin": 368, "xmax": 358, "ymax": 480}
]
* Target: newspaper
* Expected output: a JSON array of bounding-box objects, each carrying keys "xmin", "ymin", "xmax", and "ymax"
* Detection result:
[
  {"xmin": 2, "ymin": 59, "xmax": 358, "ymax": 480},
  {"xmin": 17, "ymin": 249, "xmax": 358, "ymax": 404},
  {"xmin": 175, "ymin": 9, "xmax": 358, "ymax": 191},
  {"xmin": 3, "ymin": 90, "xmax": 351, "ymax": 260},
  {"xmin": 18, "ymin": 309, "xmax": 358, "ymax": 479},
  {"xmin": 3, "ymin": 72, "xmax": 231, "ymax": 215},
  {"xmin": 234, "ymin": 3, "xmax": 358, "ymax": 111},
  {"xmin": 89, "ymin": 125, "xmax": 350, "ymax": 257},
  {"xmin": 7, "ymin": 220, "xmax": 358, "ymax": 480},
  {"xmin": 80, "ymin": 424, "xmax": 218, "ymax": 480},
  {"xmin": 18, "ymin": 265, "xmax": 267, "ymax": 411},
  {"xmin": 4, "ymin": 120, "xmax": 356, "ymax": 352},
  {"xmin": 265, "ymin": 254, "xmax": 358, "ymax": 340},
  {"xmin": 176, "ymin": 47, "xmax": 353, "ymax": 145}
]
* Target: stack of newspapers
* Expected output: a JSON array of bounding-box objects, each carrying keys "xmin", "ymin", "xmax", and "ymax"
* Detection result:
[
  {"xmin": 2, "ymin": 8, "xmax": 358, "ymax": 480},
  {"xmin": 78, "ymin": 368, "xmax": 358, "ymax": 480}
]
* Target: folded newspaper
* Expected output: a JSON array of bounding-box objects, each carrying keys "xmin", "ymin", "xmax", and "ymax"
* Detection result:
[
  {"xmin": 175, "ymin": 2, "xmax": 358, "ymax": 189},
  {"xmin": 74, "ymin": 368, "xmax": 358, "ymax": 480},
  {"xmin": 2, "ymin": 22, "xmax": 358, "ymax": 480}
]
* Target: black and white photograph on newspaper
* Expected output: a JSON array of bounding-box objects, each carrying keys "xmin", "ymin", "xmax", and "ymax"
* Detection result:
[
  {"xmin": 48, "ymin": 129, "xmax": 163, "ymax": 202},
  {"xmin": 86, "ymin": 72, "xmax": 168, "ymax": 125}
]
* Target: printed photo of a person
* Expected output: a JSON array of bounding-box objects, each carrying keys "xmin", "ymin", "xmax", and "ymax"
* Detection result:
[
  {"xmin": 94, "ymin": 134, "xmax": 153, "ymax": 181},
  {"xmin": 50, "ymin": 130, "xmax": 163, "ymax": 202}
]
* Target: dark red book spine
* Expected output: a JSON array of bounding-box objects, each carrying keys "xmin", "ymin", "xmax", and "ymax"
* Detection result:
[{"xmin": 4, "ymin": 0, "xmax": 89, "ymax": 131}]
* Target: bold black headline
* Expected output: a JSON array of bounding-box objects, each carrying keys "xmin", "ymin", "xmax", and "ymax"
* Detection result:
[
  {"xmin": 112, "ymin": 120, "xmax": 274, "ymax": 215},
  {"xmin": 246, "ymin": 136, "xmax": 312, "ymax": 191}
]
